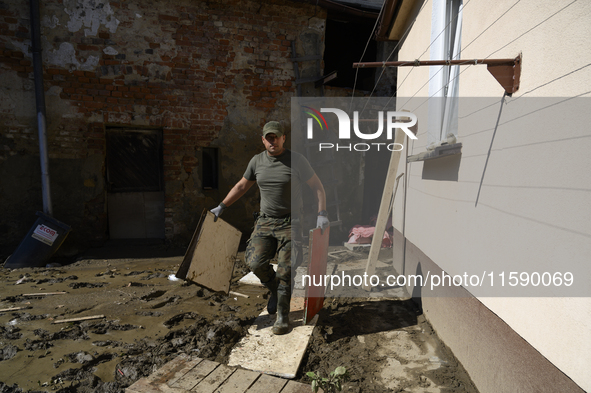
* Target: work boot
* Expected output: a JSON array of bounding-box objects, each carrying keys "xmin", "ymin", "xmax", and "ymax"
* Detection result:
[
  {"xmin": 262, "ymin": 276, "xmax": 279, "ymax": 315},
  {"xmin": 272, "ymin": 284, "xmax": 291, "ymax": 335}
]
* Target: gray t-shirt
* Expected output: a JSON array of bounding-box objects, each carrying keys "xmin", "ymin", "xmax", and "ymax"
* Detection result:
[{"xmin": 243, "ymin": 149, "xmax": 315, "ymax": 217}]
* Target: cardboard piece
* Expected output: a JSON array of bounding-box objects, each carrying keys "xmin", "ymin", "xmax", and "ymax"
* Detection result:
[
  {"xmin": 303, "ymin": 227, "xmax": 330, "ymax": 324},
  {"xmin": 176, "ymin": 210, "xmax": 241, "ymax": 294},
  {"xmin": 227, "ymin": 297, "xmax": 318, "ymax": 379}
]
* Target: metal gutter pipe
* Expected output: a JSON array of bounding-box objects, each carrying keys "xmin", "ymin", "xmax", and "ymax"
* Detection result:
[{"xmin": 30, "ymin": 0, "xmax": 52, "ymax": 216}]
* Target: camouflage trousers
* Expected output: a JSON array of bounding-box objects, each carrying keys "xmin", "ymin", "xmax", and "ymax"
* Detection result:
[{"xmin": 245, "ymin": 214, "xmax": 302, "ymax": 288}]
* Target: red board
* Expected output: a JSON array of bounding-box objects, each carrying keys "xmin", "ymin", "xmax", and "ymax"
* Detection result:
[{"xmin": 303, "ymin": 227, "xmax": 330, "ymax": 324}]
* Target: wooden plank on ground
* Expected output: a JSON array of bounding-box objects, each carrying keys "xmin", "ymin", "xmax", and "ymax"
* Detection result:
[
  {"xmin": 229, "ymin": 291, "xmax": 249, "ymax": 298},
  {"xmin": 164, "ymin": 357, "xmax": 205, "ymax": 387},
  {"xmin": 0, "ymin": 306, "xmax": 30, "ymax": 312},
  {"xmin": 246, "ymin": 373, "xmax": 287, "ymax": 393},
  {"xmin": 191, "ymin": 364, "xmax": 235, "ymax": 393},
  {"xmin": 143, "ymin": 353, "xmax": 190, "ymax": 383},
  {"xmin": 363, "ymin": 126, "xmax": 408, "ymax": 290},
  {"xmin": 227, "ymin": 297, "xmax": 317, "ymax": 379},
  {"xmin": 213, "ymin": 368, "xmax": 259, "ymax": 393},
  {"xmin": 177, "ymin": 210, "xmax": 241, "ymax": 294},
  {"xmin": 281, "ymin": 380, "xmax": 323, "ymax": 393},
  {"xmin": 52, "ymin": 315, "xmax": 105, "ymax": 324},
  {"xmin": 22, "ymin": 292, "xmax": 66, "ymax": 296},
  {"xmin": 126, "ymin": 381, "xmax": 188, "ymax": 393},
  {"xmin": 171, "ymin": 359, "xmax": 219, "ymax": 391},
  {"xmin": 126, "ymin": 355, "xmax": 203, "ymax": 392},
  {"xmin": 304, "ymin": 227, "xmax": 330, "ymax": 324}
]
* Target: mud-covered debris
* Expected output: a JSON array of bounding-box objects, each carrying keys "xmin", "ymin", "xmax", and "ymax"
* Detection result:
[
  {"xmin": 96, "ymin": 269, "xmax": 119, "ymax": 277},
  {"xmin": 140, "ymin": 290, "xmax": 166, "ymax": 301},
  {"xmin": 0, "ymin": 326, "xmax": 22, "ymax": 340},
  {"xmin": 210, "ymin": 294, "xmax": 225, "ymax": 303},
  {"xmin": 34, "ymin": 328, "xmax": 50, "ymax": 339},
  {"xmin": 51, "ymin": 326, "xmax": 90, "ymax": 341},
  {"xmin": 163, "ymin": 312, "xmax": 200, "ymax": 328},
  {"xmin": 0, "ymin": 382, "xmax": 22, "ymax": 392},
  {"xmin": 36, "ymin": 275, "xmax": 78, "ymax": 285},
  {"xmin": 0, "ymin": 296, "xmax": 21, "ymax": 303},
  {"xmin": 14, "ymin": 313, "xmax": 50, "ymax": 321},
  {"xmin": 135, "ymin": 311, "xmax": 163, "ymax": 317},
  {"xmin": 15, "ymin": 276, "xmax": 33, "ymax": 285},
  {"xmin": 151, "ymin": 296, "xmax": 180, "ymax": 309},
  {"xmin": 126, "ymin": 282, "xmax": 146, "ymax": 287},
  {"xmin": 143, "ymin": 273, "xmax": 167, "ymax": 280},
  {"xmin": 93, "ymin": 340, "xmax": 123, "ymax": 348},
  {"xmin": 52, "ymin": 368, "xmax": 105, "ymax": 390},
  {"xmin": 90, "ymin": 321, "xmax": 142, "ymax": 335},
  {"xmin": 69, "ymin": 351, "xmax": 94, "ymax": 364},
  {"xmin": 115, "ymin": 355, "xmax": 164, "ymax": 387},
  {"xmin": 0, "ymin": 344, "xmax": 19, "ymax": 361},
  {"xmin": 69, "ymin": 282, "xmax": 108, "ymax": 289},
  {"xmin": 24, "ymin": 338, "xmax": 53, "ymax": 351},
  {"xmin": 53, "ymin": 358, "xmax": 65, "ymax": 369},
  {"xmin": 124, "ymin": 271, "xmax": 150, "ymax": 277},
  {"xmin": 221, "ymin": 304, "xmax": 240, "ymax": 313}
]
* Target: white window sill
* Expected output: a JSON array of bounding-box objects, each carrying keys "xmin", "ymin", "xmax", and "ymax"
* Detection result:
[{"xmin": 407, "ymin": 142, "xmax": 462, "ymax": 162}]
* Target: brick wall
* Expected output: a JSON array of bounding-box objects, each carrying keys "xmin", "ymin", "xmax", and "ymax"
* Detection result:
[{"xmin": 0, "ymin": 0, "xmax": 327, "ymax": 256}]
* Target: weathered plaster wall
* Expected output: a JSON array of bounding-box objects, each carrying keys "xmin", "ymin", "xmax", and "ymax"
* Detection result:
[{"xmin": 0, "ymin": 0, "xmax": 331, "ymax": 256}]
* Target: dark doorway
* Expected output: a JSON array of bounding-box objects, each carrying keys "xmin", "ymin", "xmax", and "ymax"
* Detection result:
[
  {"xmin": 105, "ymin": 128, "xmax": 165, "ymax": 239},
  {"xmin": 324, "ymin": 17, "xmax": 377, "ymax": 91}
]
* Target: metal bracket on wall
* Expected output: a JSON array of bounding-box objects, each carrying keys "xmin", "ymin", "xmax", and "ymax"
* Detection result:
[{"xmin": 353, "ymin": 54, "xmax": 522, "ymax": 95}]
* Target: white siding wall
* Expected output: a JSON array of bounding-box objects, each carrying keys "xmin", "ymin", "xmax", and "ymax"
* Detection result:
[{"xmin": 394, "ymin": 0, "xmax": 591, "ymax": 390}]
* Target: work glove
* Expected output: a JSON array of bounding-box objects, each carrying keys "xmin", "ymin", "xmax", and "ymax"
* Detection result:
[
  {"xmin": 316, "ymin": 213, "xmax": 330, "ymax": 233},
  {"xmin": 210, "ymin": 203, "xmax": 226, "ymax": 222}
]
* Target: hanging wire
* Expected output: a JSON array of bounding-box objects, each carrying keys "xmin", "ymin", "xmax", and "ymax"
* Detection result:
[
  {"xmin": 511, "ymin": 63, "xmax": 591, "ymax": 100},
  {"xmin": 461, "ymin": 0, "xmax": 523, "ymax": 53},
  {"xmin": 350, "ymin": 2, "xmax": 387, "ymax": 104},
  {"xmin": 486, "ymin": 0, "xmax": 578, "ymax": 59},
  {"xmin": 375, "ymin": 0, "xmax": 433, "ymax": 111},
  {"xmin": 405, "ymin": 0, "xmax": 573, "ymax": 112},
  {"xmin": 351, "ymin": 0, "xmax": 431, "ymax": 111},
  {"xmin": 407, "ymin": 0, "xmax": 565, "ymax": 112},
  {"xmin": 453, "ymin": 0, "xmax": 583, "ymax": 119},
  {"xmin": 459, "ymin": 63, "xmax": 591, "ymax": 119},
  {"xmin": 461, "ymin": 89, "xmax": 591, "ymax": 141},
  {"xmin": 415, "ymin": 0, "xmax": 472, "ymax": 60},
  {"xmin": 398, "ymin": 0, "xmax": 474, "ymax": 110}
]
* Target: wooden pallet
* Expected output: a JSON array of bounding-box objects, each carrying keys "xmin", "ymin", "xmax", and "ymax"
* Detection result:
[{"xmin": 126, "ymin": 353, "xmax": 315, "ymax": 393}]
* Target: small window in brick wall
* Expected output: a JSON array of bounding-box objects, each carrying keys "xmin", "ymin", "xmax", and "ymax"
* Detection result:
[{"xmin": 202, "ymin": 147, "xmax": 219, "ymax": 190}]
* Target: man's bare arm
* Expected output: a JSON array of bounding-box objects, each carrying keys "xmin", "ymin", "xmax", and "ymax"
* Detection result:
[
  {"xmin": 306, "ymin": 173, "xmax": 326, "ymax": 213},
  {"xmin": 222, "ymin": 177, "xmax": 256, "ymax": 207}
]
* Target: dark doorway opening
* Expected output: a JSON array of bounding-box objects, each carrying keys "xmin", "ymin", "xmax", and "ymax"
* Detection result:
[
  {"xmin": 324, "ymin": 17, "xmax": 377, "ymax": 91},
  {"xmin": 105, "ymin": 128, "xmax": 165, "ymax": 239}
]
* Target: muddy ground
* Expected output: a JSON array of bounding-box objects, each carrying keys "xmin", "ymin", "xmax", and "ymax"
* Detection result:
[{"xmin": 0, "ymin": 243, "xmax": 478, "ymax": 393}]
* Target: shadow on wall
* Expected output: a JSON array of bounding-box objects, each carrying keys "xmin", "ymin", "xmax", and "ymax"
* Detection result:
[
  {"xmin": 422, "ymin": 154, "xmax": 461, "ymax": 181},
  {"xmin": 412, "ymin": 261, "xmax": 423, "ymax": 312}
]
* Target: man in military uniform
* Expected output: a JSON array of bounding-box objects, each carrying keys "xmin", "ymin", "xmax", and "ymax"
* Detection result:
[{"xmin": 211, "ymin": 121, "xmax": 328, "ymax": 335}]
